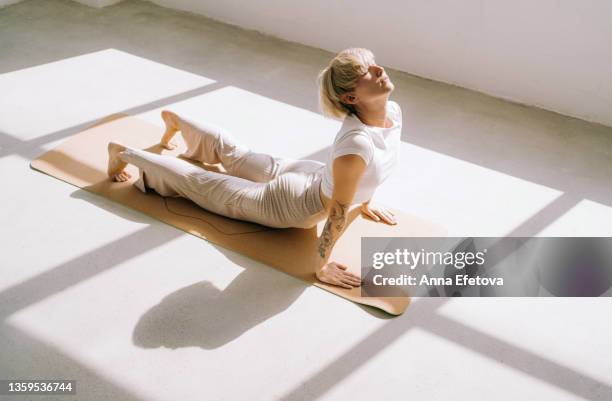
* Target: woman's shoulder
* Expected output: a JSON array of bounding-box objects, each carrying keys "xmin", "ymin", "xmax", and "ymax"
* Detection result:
[
  {"xmin": 332, "ymin": 126, "xmax": 374, "ymax": 165},
  {"xmin": 334, "ymin": 122, "xmax": 371, "ymax": 146}
]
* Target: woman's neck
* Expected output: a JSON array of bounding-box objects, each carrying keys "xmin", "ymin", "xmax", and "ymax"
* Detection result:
[{"xmin": 355, "ymin": 98, "xmax": 390, "ymax": 128}]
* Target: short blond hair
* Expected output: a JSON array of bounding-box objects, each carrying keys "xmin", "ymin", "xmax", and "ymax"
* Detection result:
[{"xmin": 317, "ymin": 48, "xmax": 376, "ymax": 120}]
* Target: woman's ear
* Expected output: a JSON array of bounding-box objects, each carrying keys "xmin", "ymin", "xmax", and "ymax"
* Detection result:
[{"xmin": 340, "ymin": 92, "xmax": 357, "ymax": 105}]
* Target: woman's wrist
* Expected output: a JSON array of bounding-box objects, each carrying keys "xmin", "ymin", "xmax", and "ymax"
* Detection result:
[{"xmin": 313, "ymin": 249, "xmax": 328, "ymax": 273}]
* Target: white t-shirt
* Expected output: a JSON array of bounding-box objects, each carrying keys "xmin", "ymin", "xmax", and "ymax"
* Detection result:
[{"xmin": 320, "ymin": 100, "xmax": 402, "ymax": 204}]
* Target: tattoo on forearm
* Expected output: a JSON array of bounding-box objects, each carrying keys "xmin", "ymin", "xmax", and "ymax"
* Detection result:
[
  {"xmin": 318, "ymin": 220, "xmax": 333, "ymax": 259},
  {"xmin": 318, "ymin": 201, "xmax": 349, "ymax": 259}
]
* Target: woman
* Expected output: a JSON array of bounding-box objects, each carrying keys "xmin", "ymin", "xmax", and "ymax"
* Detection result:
[{"xmin": 107, "ymin": 47, "xmax": 401, "ymax": 289}]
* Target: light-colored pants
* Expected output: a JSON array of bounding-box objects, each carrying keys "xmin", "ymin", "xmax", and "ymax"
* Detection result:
[{"xmin": 119, "ymin": 116, "xmax": 328, "ymax": 229}]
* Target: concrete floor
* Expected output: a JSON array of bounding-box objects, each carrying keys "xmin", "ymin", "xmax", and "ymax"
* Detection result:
[{"xmin": 1, "ymin": 0, "xmax": 612, "ymax": 400}]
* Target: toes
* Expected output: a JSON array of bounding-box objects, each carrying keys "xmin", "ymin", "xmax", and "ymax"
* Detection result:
[
  {"xmin": 112, "ymin": 171, "xmax": 131, "ymax": 182},
  {"xmin": 162, "ymin": 142, "xmax": 178, "ymax": 150}
]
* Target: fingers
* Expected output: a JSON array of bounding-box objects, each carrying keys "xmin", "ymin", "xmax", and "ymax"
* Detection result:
[
  {"xmin": 377, "ymin": 208, "xmax": 397, "ymax": 225},
  {"xmin": 374, "ymin": 210, "xmax": 393, "ymax": 224},
  {"xmin": 384, "ymin": 212, "xmax": 397, "ymax": 225},
  {"xmin": 346, "ymin": 272, "xmax": 361, "ymax": 280},
  {"xmin": 333, "ymin": 265, "xmax": 362, "ymax": 287},
  {"xmin": 338, "ymin": 275, "xmax": 361, "ymax": 288},
  {"xmin": 361, "ymin": 206, "xmax": 374, "ymax": 218},
  {"xmin": 341, "ymin": 275, "xmax": 362, "ymax": 287},
  {"xmin": 339, "ymin": 278, "xmax": 361, "ymax": 288},
  {"xmin": 335, "ymin": 267, "xmax": 359, "ymax": 280},
  {"xmin": 318, "ymin": 263, "xmax": 362, "ymax": 289},
  {"xmin": 364, "ymin": 210, "xmax": 381, "ymax": 222},
  {"xmin": 363, "ymin": 206, "xmax": 397, "ymax": 225},
  {"xmin": 335, "ymin": 262, "xmax": 348, "ymax": 270}
]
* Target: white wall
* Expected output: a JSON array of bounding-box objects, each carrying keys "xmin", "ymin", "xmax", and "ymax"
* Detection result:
[
  {"xmin": 0, "ymin": 0, "xmax": 123, "ymax": 8},
  {"xmin": 149, "ymin": 0, "xmax": 612, "ymax": 128},
  {"xmin": 72, "ymin": 0, "xmax": 123, "ymax": 7},
  {"xmin": 0, "ymin": 0, "xmax": 23, "ymax": 7}
]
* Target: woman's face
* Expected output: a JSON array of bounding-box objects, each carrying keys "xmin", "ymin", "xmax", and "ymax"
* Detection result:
[{"xmin": 349, "ymin": 62, "xmax": 394, "ymax": 104}]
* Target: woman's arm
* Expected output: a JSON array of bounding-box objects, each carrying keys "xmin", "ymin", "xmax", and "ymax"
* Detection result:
[{"xmin": 314, "ymin": 154, "xmax": 366, "ymax": 288}]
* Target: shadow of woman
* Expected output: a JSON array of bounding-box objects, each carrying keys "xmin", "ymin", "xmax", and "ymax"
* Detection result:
[
  {"xmin": 132, "ymin": 260, "xmax": 308, "ymax": 349},
  {"xmin": 69, "ymin": 187, "xmax": 310, "ymax": 348}
]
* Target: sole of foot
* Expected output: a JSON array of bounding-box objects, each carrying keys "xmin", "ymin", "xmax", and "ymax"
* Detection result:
[
  {"xmin": 107, "ymin": 142, "xmax": 132, "ymax": 182},
  {"xmin": 161, "ymin": 110, "xmax": 179, "ymax": 150}
]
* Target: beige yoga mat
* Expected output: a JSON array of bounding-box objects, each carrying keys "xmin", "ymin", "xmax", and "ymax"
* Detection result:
[{"xmin": 30, "ymin": 113, "xmax": 447, "ymax": 315}]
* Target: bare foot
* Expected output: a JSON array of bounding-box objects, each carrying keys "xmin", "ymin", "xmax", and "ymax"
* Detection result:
[
  {"xmin": 107, "ymin": 142, "xmax": 132, "ymax": 182},
  {"xmin": 161, "ymin": 110, "xmax": 179, "ymax": 150}
]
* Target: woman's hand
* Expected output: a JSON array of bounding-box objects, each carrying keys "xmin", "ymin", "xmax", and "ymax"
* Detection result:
[
  {"xmin": 360, "ymin": 202, "xmax": 397, "ymax": 225},
  {"xmin": 316, "ymin": 261, "xmax": 362, "ymax": 289}
]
